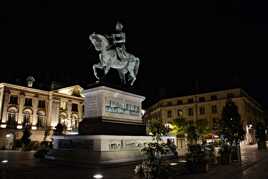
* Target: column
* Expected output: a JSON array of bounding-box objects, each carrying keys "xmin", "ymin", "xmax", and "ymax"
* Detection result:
[
  {"xmin": 67, "ymin": 100, "xmax": 72, "ymax": 130},
  {"xmin": 1, "ymin": 88, "xmax": 10, "ymax": 128},
  {"xmin": 50, "ymin": 98, "xmax": 60, "ymax": 129},
  {"xmin": 31, "ymin": 97, "xmax": 38, "ymax": 130},
  {"xmin": 17, "ymin": 93, "xmax": 25, "ymax": 129},
  {"xmin": 78, "ymin": 102, "xmax": 83, "ymax": 121},
  {"xmin": 47, "ymin": 93, "xmax": 53, "ymax": 128},
  {"xmin": 0, "ymin": 87, "xmax": 4, "ymax": 122}
]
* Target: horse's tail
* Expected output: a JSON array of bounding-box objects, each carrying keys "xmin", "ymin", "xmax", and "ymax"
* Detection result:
[{"xmin": 134, "ymin": 57, "xmax": 140, "ymax": 76}]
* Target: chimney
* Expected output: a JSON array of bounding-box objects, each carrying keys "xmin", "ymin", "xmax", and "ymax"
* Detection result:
[{"xmin": 26, "ymin": 76, "xmax": 35, "ymax": 88}]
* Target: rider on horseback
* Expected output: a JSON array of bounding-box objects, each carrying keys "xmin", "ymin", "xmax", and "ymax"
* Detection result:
[{"xmin": 111, "ymin": 21, "xmax": 128, "ymax": 61}]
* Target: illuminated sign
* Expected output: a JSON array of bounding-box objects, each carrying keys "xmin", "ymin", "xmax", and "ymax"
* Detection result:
[{"xmin": 105, "ymin": 100, "xmax": 140, "ymax": 116}]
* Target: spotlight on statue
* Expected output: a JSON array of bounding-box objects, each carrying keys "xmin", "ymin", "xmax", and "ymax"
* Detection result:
[
  {"xmin": 93, "ymin": 174, "xmax": 103, "ymax": 179},
  {"xmin": 1, "ymin": 160, "xmax": 8, "ymax": 163}
]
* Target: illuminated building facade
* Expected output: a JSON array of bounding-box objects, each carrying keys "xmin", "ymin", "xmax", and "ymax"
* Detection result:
[
  {"xmin": 143, "ymin": 88, "xmax": 264, "ymax": 148},
  {"xmin": 0, "ymin": 80, "xmax": 84, "ymax": 148}
]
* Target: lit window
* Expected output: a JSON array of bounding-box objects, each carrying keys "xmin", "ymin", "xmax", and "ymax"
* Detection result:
[
  {"xmin": 212, "ymin": 105, "xmax": 217, "ymax": 113},
  {"xmin": 188, "ymin": 98, "xmax": 194, "ymax": 103},
  {"xmin": 167, "ymin": 101, "xmax": 172, "ymax": 106},
  {"xmin": 167, "ymin": 111, "xmax": 172, "ymax": 118},
  {"xmin": 211, "ymin": 95, "xmax": 217, "ymax": 100},
  {"xmin": 177, "ymin": 109, "xmax": 183, "ymax": 117},
  {"xmin": 7, "ymin": 111, "xmax": 17, "ymax": 129},
  {"xmin": 24, "ymin": 98, "xmax": 32, "ymax": 107},
  {"xmin": 199, "ymin": 106, "xmax": 205, "ymax": 115},
  {"xmin": 9, "ymin": 95, "xmax": 18, "ymax": 105},
  {"xmin": 199, "ymin": 97, "xmax": 205, "ymax": 102},
  {"xmin": 37, "ymin": 115, "xmax": 46, "ymax": 128},
  {"xmin": 188, "ymin": 108, "xmax": 193, "ymax": 116},
  {"xmin": 38, "ymin": 100, "xmax": 46, "ymax": 108},
  {"xmin": 22, "ymin": 111, "xmax": 31, "ymax": 128},
  {"xmin": 177, "ymin": 100, "xmax": 183, "ymax": 105},
  {"xmin": 72, "ymin": 104, "xmax": 78, "ymax": 112},
  {"xmin": 227, "ymin": 93, "xmax": 234, "ymax": 98}
]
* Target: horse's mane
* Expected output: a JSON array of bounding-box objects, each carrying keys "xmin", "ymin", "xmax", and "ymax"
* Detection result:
[{"xmin": 92, "ymin": 34, "xmax": 109, "ymax": 48}]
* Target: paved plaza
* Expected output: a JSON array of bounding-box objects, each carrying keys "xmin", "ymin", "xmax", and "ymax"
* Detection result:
[{"xmin": 0, "ymin": 143, "xmax": 268, "ymax": 179}]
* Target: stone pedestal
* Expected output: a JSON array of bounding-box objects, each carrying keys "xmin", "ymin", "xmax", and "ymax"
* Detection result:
[
  {"xmin": 47, "ymin": 135, "xmax": 176, "ymax": 164},
  {"xmin": 46, "ymin": 83, "xmax": 176, "ymax": 163},
  {"xmin": 79, "ymin": 83, "xmax": 146, "ymax": 135}
]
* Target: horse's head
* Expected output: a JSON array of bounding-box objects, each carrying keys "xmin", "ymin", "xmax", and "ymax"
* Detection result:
[{"xmin": 89, "ymin": 33, "xmax": 109, "ymax": 51}]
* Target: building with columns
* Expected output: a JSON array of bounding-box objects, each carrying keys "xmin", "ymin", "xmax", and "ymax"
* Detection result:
[
  {"xmin": 143, "ymin": 88, "xmax": 264, "ymax": 150},
  {"xmin": 0, "ymin": 79, "xmax": 84, "ymax": 148}
]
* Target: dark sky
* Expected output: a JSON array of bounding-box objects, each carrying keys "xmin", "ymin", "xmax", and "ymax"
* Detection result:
[{"xmin": 0, "ymin": 1, "xmax": 268, "ymax": 108}]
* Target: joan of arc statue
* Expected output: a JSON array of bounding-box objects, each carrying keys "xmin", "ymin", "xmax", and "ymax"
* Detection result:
[{"xmin": 111, "ymin": 21, "xmax": 128, "ymax": 61}]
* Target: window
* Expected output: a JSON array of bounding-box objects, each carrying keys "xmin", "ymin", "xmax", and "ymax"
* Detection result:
[
  {"xmin": 60, "ymin": 101, "xmax": 67, "ymax": 110},
  {"xmin": 188, "ymin": 108, "xmax": 193, "ymax": 116},
  {"xmin": 24, "ymin": 98, "xmax": 32, "ymax": 106},
  {"xmin": 199, "ymin": 97, "xmax": 205, "ymax": 102},
  {"xmin": 38, "ymin": 100, "xmax": 46, "ymax": 108},
  {"xmin": 72, "ymin": 103, "xmax": 78, "ymax": 112},
  {"xmin": 212, "ymin": 118, "xmax": 218, "ymax": 129},
  {"xmin": 7, "ymin": 111, "xmax": 17, "ymax": 129},
  {"xmin": 167, "ymin": 111, "xmax": 172, "ymax": 118},
  {"xmin": 196, "ymin": 118, "xmax": 208, "ymax": 127},
  {"xmin": 212, "ymin": 105, "xmax": 217, "ymax": 113},
  {"xmin": 188, "ymin": 98, "xmax": 194, "ymax": 103},
  {"xmin": 23, "ymin": 112, "xmax": 31, "ymax": 128},
  {"xmin": 71, "ymin": 115, "xmax": 79, "ymax": 130},
  {"xmin": 227, "ymin": 93, "xmax": 234, "ymax": 98},
  {"xmin": 167, "ymin": 101, "xmax": 172, "ymax": 106},
  {"xmin": 177, "ymin": 109, "xmax": 183, "ymax": 117},
  {"xmin": 199, "ymin": 106, "xmax": 205, "ymax": 115},
  {"xmin": 37, "ymin": 115, "xmax": 45, "ymax": 128},
  {"xmin": 177, "ymin": 100, "xmax": 183, "ymax": 105},
  {"xmin": 211, "ymin": 95, "xmax": 217, "ymax": 100},
  {"xmin": 9, "ymin": 95, "xmax": 18, "ymax": 105},
  {"xmin": 188, "ymin": 120, "xmax": 194, "ymax": 125}
]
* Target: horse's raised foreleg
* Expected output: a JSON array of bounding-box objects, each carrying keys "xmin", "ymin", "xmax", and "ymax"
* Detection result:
[
  {"xmin": 129, "ymin": 72, "xmax": 136, "ymax": 86},
  {"xmin": 92, "ymin": 63, "xmax": 104, "ymax": 80},
  {"xmin": 127, "ymin": 61, "xmax": 137, "ymax": 86}
]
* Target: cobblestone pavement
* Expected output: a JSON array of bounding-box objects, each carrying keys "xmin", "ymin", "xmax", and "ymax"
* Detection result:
[{"xmin": 0, "ymin": 143, "xmax": 268, "ymax": 179}]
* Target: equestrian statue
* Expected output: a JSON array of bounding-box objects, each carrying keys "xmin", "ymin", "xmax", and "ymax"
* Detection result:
[{"xmin": 89, "ymin": 21, "xmax": 140, "ymax": 86}]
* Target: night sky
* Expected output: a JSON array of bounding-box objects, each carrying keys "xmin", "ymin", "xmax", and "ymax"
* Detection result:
[{"xmin": 0, "ymin": 1, "xmax": 268, "ymax": 108}]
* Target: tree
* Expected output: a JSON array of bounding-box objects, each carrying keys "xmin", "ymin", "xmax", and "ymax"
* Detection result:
[
  {"xmin": 171, "ymin": 118, "xmax": 199, "ymax": 145},
  {"xmin": 219, "ymin": 99, "xmax": 245, "ymax": 145},
  {"xmin": 135, "ymin": 118, "xmax": 170, "ymax": 179},
  {"xmin": 148, "ymin": 118, "xmax": 169, "ymax": 142},
  {"xmin": 171, "ymin": 117, "xmax": 187, "ymax": 137},
  {"xmin": 196, "ymin": 119, "xmax": 212, "ymax": 141},
  {"xmin": 186, "ymin": 123, "xmax": 199, "ymax": 144},
  {"xmin": 219, "ymin": 99, "xmax": 245, "ymax": 163}
]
